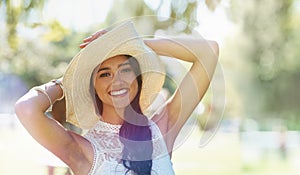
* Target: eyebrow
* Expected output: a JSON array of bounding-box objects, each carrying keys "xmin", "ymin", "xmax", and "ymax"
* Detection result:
[{"xmin": 97, "ymin": 62, "xmax": 131, "ymax": 73}]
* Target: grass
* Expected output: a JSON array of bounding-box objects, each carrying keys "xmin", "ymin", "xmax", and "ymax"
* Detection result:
[
  {"xmin": 241, "ymin": 148, "xmax": 300, "ymax": 175},
  {"xmin": 172, "ymin": 127, "xmax": 241, "ymax": 175}
]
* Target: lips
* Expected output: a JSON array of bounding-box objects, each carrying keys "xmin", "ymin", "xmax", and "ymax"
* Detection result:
[{"xmin": 109, "ymin": 88, "xmax": 129, "ymax": 96}]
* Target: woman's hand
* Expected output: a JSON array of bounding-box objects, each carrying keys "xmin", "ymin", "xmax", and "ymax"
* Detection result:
[{"xmin": 79, "ymin": 30, "xmax": 107, "ymax": 48}]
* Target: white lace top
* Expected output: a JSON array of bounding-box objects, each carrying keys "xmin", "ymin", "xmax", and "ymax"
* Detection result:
[{"xmin": 84, "ymin": 120, "xmax": 175, "ymax": 175}]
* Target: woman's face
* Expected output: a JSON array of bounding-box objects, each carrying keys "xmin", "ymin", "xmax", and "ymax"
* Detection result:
[{"xmin": 94, "ymin": 55, "xmax": 139, "ymax": 109}]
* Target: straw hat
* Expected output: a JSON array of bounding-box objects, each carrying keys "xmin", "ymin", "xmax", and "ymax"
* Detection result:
[{"xmin": 62, "ymin": 21, "xmax": 165, "ymax": 129}]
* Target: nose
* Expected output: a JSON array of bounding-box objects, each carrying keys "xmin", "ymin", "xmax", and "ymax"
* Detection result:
[{"xmin": 111, "ymin": 71, "xmax": 123, "ymax": 85}]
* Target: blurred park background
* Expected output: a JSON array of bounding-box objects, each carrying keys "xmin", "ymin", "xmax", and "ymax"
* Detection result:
[{"xmin": 1, "ymin": 0, "xmax": 300, "ymax": 174}]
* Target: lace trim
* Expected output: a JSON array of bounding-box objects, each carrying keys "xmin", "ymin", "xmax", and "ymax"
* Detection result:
[
  {"xmin": 87, "ymin": 139, "xmax": 97, "ymax": 175},
  {"xmin": 93, "ymin": 120, "xmax": 121, "ymax": 133}
]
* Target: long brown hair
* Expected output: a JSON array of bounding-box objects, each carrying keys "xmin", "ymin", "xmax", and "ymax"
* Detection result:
[{"xmin": 95, "ymin": 55, "xmax": 153, "ymax": 175}]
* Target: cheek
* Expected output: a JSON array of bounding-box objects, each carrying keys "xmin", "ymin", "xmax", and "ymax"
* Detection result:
[
  {"xmin": 131, "ymin": 80, "xmax": 139, "ymax": 96},
  {"xmin": 124, "ymin": 71, "xmax": 139, "ymax": 85},
  {"xmin": 122, "ymin": 73, "xmax": 136, "ymax": 83},
  {"xmin": 94, "ymin": 79, "xmax": 108, "ymax": 97}
]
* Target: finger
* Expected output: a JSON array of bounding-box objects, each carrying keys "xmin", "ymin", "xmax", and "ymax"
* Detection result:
[
  {"xmin": 79, "ymin": 42, "xmax": 89, "ymax": 49},
  {"xmin": 83, "ymin": 36, "xmax": 93, "ymax": 42},
  {"xmin": 90, "ymin": 30, "xmax": 107, "ymax": 40},
  {"xmin": 80, "ymin": 30, "xmax": 107, "ymax": 48},
  {"xmin": 82, "ymin": 33, "xmax": 99, "ymax": 43},
  {"xmin": 93, "ymin": 30, "xmax": 107, "ymax": 36}
]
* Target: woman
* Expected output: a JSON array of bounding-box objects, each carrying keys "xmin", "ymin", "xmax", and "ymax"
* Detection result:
[{"xmin": 15, "ymin": 21, "xmax": 219, "ymax": 175}]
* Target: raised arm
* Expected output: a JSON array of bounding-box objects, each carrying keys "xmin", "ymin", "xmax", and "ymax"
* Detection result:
[
  {"xmin": 14, "ymin": 81, "xmax": 92, "ymax": 174},
  {"xmin": 144, "ymin": 38, "xmax": 219, "ymax": 145}
]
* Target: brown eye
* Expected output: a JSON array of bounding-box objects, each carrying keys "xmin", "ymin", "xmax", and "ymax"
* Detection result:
[
  {"xmin": 120, "ymin": 67, "xmax": 132, "ymax": 73},
  {"xmin": 99, "ymin": 72, "xmax": 111, "ymax": 77}
]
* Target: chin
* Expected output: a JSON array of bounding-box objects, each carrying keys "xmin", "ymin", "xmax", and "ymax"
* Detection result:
[{"xmin": 111, "ymin": 99, "xmax": 131, "ymax": 109}]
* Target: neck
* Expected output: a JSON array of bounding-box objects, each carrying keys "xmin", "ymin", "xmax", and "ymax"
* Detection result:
[{"xmin": 101, "ymin": 104, "xmax": 124, "ymax": 125}]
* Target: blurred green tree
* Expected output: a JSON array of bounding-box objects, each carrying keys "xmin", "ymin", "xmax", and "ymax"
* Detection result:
[
  {"xmin": 0, "ymin": 0, "xmax": 45, "ymax": 49},
  {"xmin": 228, "ymin": 0, "xmax": 300, "ymax": 129},
  {"xmin": 106, "ymin": 0, "xmax": 217, "ymax": 33}
]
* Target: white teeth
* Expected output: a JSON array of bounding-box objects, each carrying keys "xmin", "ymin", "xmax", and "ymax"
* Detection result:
[{"xmin": 110, "ymin": 89, "xmax": 128, "ymax": 96}]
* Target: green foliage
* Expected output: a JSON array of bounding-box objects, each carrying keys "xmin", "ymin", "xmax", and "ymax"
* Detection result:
[
  {"xmin": 1, "ymin": 0, "xmax": 45, "ymax": 49},
  {"xmin": 42, "ymin": 20, "xmax": 71, "ymax": 42},
  {"xmin": 106, "ymin": 0, "xmax": 203, "ymax": 34},
  {"xmin": 1, "ymin": 33, "xmax": 82, "ymax": 87},
  {"xmin": 228, "ymin": 0, "xmax": 300, "ymax": 128}
]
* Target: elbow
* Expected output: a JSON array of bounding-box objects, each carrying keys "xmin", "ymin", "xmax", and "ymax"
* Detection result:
[
  {"xmin": 14, "ymin": 99, "xmax": 35, "ymax": 121},
  {"xmin": 15, "ymin": 100, "xmax": 26, "ymax": 119}
]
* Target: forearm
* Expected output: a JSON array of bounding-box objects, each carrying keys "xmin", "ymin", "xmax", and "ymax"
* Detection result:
[
  {"xmin": 144, "ymin": 38, "xmax": 219, "ymax": 79},
  {"xmin": 146, "ymin": 37, "xmax": 220, "ymax": 137},
  {"xmin": 15, "ymin": 81, "xmax": 63, "ymax": 117},
  {"xmin": 144, "ymin": 38, "xmax": 219, "ymax": 63}
]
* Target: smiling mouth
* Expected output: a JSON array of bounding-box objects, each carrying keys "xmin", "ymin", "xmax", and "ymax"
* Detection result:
[{"xmin": 109, "ymin": 88, "xmax": 128, "ymax": 96}]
